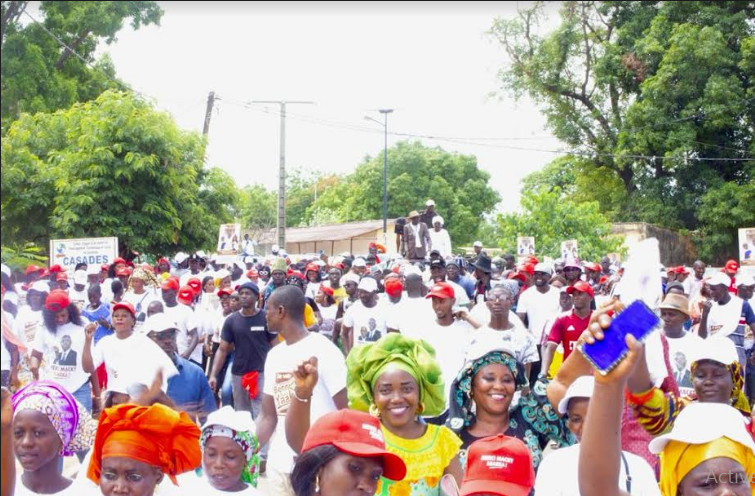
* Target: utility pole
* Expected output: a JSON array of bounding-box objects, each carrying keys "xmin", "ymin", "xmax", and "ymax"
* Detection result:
[
  {"xmin": 365, "ymin": 109, "xmax": 394, "ymax": 246},
  {"xmin": 252, "ymin": 100, "xmax": 314, "ymax": 249},
  {"xmin": 202, "ymin": 91, "xmax": 216, "ymax": 135}
]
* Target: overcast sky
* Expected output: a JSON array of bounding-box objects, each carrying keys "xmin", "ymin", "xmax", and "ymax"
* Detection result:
[{"xmin": 96, "ymin": 1, "xmax": 563, "ymax": 214}]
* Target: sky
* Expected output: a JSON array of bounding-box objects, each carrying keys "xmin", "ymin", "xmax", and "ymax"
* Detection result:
[{"xmin": 95, "ymin": 1, "xmax": 564, "ymax": 214}]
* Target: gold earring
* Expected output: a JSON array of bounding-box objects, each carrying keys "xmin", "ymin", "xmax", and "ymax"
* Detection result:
[
  {"xmin": 315, "ymin": 475, "xmax": 321, "ymax": 493},
  {"xmin": 369, "ymin": 403, "xmax": 381, "ymax": 418},
  {"xmin": 416, "ymin": 402, "xmax": 425, "ymax": 415}
]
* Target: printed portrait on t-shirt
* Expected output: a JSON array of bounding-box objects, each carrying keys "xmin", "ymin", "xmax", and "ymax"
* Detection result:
[
  {"xmin": 53, "ymin": 335, "xmax": 77, "ymax": 366},
  {"xmin": 672, "ymin": 351, "xmax": 692, "ymax": 389}
]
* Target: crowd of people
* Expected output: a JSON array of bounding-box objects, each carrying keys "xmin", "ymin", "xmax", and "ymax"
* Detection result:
[{"xmin": 1, "ymin": 217, "xmax": 755, "ymax": 495}]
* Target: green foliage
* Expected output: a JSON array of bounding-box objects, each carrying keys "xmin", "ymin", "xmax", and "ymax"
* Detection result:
[
  {"xmin": 239, "ymin": 184, "xmax": 277, "ymax": 239},
  {"xmin": 282, "ymin": 141, "xmax": 501, "ymax": 246},
  {"xmin": 1, "ymin": 90, "xmax": 233, "ymax": 256},
  {"xmin": 496, "ymin": 187, "xmax": 624, "ymax": 261},
  {"xmin": 1, "ymin": 1, "xmax": 163, "ymax": 131},
  {"xmin": 493, "ymin": 1, "xmax": 754, "ymax": 262},
  {"xmin": 0, "ymin": 242, "xmax": 47, "ymax": 273},
  {"xmin": 696, "ymin": 181, "xmax": 755, "ymax": 262}
]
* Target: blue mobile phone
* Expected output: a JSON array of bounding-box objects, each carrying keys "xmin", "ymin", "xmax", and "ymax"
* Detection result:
[{"xmin": 578, "ymin": 300, "xmax": 660, "ymax": 375}]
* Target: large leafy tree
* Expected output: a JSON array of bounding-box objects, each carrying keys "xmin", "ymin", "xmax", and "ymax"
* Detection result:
[
  {"xmin": 1, "ymin": 90, "xmax": 237, "ymax": 256},
  {"xmin": 492, "ymin": 1, "xmax": 754, "ymax": 262},
  {"xmin": 239, "ymin": 184, "xmax": 277, "ymax": 241},
  {"xmin": 497, "ymin": 187, "xmax": 624, "ymax": 261},
  {"xmin": 1, "ymin": 1, "xmax": 162, "ymax": 130},
  {"xmin": 284, "ymin": 141, "xmax": 501, "ymax": 246}
]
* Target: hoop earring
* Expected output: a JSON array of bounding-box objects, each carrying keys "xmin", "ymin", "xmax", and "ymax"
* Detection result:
[
  {"xmin": 369, "ymin": 403, "xmax": 381, "ymax": 418},
  {"xmin": 416, "ymin": 402, "xmax": 425, "ymax": 415}
]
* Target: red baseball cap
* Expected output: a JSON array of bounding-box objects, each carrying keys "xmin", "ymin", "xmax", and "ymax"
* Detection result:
[
  {"xmin": 101, "ymin": 264, "xmax": 109, "ymax": 272},
  {"xmin": 525, "ymin": 256, "xmax": 539, "ymax": 265},
  {"xmin": 566, "ymin": 280, "xmax": 595, "ymax": 298},
  {"xmin": 187, "ymin": 277, "xmax": 202, "ymax": 296},
  {"xmin": 56, "ymin": 272, "xmax": 68, "ymax": 282},
  {"xmin": 306, "ymin": 263, "xmax": 319, "ymax": 273},
  {"xmin": 508, "ymin": 271, "xmax": 526, "ymax": 283},
  {"xmin": 319, "ymin": 284, "xmax": 335, "ymax": 297},
  {"xmin": 301, "ymin": 409, "xmax": 406, "ymax": 481},
  {"xmin": 520, "ymin": 263, "xmax": 535, "ymax": 276},
  {"xmin": 113, "ymin": 257, "xmax": 127, "ymax": 266},
  {"xmin": 115, "ymin": 267, "xmax": 132, "ymax": 277},
  {"xmin": 425, "ymin": 282, "xmax": 455, "ymax": 299},
  {"xmin": 384, "ymin": 278, "xmax": 403, "ymax": 297},
  {"xmin": 217, "ymin": 288, "xmax": 233, "ymax": 298},
  {"xmin": 586, "ymin": 262, "xmax": 601, "ymax": 272},
  {"xmin": 161, "ymin": 277, "xmax": 180, "ymax": 291},
  {"xmin": 44, "ymin": 289, "xmax": 70, "ymax": 312},
  {"xmin": 177, "ymin": 285, "xmax": 194, "ymax": 305},
  {"xmin": 247, "ymin": 269, "xmax": 259, "ymax": 279},
  {"xmin": 49, "ymin": 264, "xmax": 63, "ymax": 274},
  {"xmin": 289, "ymin": 271, "xmax": 305, "ymax": 281},
  {"xmin": 112, "ymin": 301, "xmax": 136, "ymax": 318},
  {"xmin": 460, "ymin": 434, "xmax": 534, "ymax": 496},
  {"xmin": 25, "ymin": 265, "xmax": 44, "ymax": 276},
  {"xmin": 725, "ymin": 260, "xmax": 739, "ymax": 273}
]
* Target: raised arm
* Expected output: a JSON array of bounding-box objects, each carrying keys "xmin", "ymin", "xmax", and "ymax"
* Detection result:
[{"xmin": 285, "ymin": 357, "xmax": 318, "ymax": 453}]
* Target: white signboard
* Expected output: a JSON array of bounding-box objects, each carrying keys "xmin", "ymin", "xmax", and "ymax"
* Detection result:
[
  {"xmin": 49, "ymin": 237, "xmax": 118, "ymax": 271},
  {"xmin": 740, "ymin": 227, "xmax": 755, "ymax": 266}
]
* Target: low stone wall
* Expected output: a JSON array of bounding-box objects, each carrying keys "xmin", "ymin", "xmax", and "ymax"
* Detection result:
[{"xmin": 611, "ymin": 222, "xmax": 698, "ymax": 266}]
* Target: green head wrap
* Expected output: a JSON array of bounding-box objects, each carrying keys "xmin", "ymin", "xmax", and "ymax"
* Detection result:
[
  {"xmin": 271, "ymin": 257, "xmax": 287, "ymax": 273},
  {"xmin": 346, "ymin": 333, "xmax": 446, "ymax": 416}
]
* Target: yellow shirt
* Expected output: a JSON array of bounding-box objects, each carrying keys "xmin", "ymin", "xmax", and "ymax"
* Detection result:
[{"xmin": 376, "ymin": 423, "xmax": 462, "ymax": 496}]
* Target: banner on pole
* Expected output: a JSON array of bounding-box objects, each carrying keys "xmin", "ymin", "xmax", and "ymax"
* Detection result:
[{"xmin": 49, "ymin": 237, "xmax": 118, "ymax": 271}]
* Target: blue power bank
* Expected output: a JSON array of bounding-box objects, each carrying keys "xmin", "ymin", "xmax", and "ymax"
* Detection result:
[{"xmin": 578, "ymin": 300, "xmax": 660, "ymax": 375}]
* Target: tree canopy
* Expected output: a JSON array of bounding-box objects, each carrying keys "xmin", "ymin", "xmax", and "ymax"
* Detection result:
[
  {"xmin": 492, "ymin": 1, "xmax": 754, "ymax": 262},
  {"xmin": 281, "ymin": 141, "xmax": 501, "ymax": 247},
  {"xmin": 1, "ymin": 1, "xmax": 162, "ymax": 131},
  {"xmin": 1, "ymin": 90, "xmax": 235, "ymax": 256},
  {"xmin": 496, "ymin": 187, "xmax": 625, "ymax": 261}
]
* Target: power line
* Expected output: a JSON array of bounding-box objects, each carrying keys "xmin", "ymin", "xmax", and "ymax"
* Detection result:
[{"xmin": 222, "ymin": 100, "xmax": 753, "ymax": 162}]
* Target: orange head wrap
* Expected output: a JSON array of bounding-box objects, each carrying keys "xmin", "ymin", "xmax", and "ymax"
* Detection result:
[{"xmin": 87, "ymin": 403, "xmax": 201, "ymax": 485}]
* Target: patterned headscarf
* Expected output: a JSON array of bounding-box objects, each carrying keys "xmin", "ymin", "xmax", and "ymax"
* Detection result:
[
  {"xmin": 690, "ymin": 360, "xmax": 751, "ymax": 415},
  {"xmin": 200, "ymin": 425, "xmax": 261, "ymax": 488},
  {"xmin": 448, "ymin": 350, "xmax": 529, "ymax": 428},
  {"xmin": 346, "ymin": 333, "xmax": 446, "ymax": 416},
  {"xmin": 12, "ymin": 380, "xmax": 96, "ymax": 456},
  {"xmin": 128, "ymin": 266, "xmax": 159, "ymax": 290}
]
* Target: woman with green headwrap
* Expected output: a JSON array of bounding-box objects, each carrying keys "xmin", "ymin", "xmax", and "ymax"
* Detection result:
[
  {"xmin": 443, "ymin": 334, "xmax": 575, "ymax": 472},
  {"xmin": 346, "ymin": 333, "xmax": 463, "ymax": 495}
]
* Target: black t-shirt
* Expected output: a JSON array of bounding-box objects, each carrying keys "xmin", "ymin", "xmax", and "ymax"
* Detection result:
[{"xmin": 221, "ymin": 310, "xmax": 277, "ymax": 375}]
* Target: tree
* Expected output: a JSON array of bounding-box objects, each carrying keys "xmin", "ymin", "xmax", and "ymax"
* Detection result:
[
  {"xmin": 239, "ymin": 184, "xmax": 277, "ymax": 242},
  {"xmin": 496, "ymin": 187, "xmax": 624, "ymax": 261},
  {"xmin": 1, "ymin": 1, "xmax": 162, "ymax": 130},
  {"xmin": 1, "ymin": 90, "xmax": 234, "ymax": 256},
  {"xmin": 492, "ymin": 1, "xmax": 754, "ymax": 262}
]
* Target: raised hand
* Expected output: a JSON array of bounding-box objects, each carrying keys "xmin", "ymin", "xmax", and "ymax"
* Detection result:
[{"xmin": 292, "ymin": 356, "xmax": 319, "ymax": 400}]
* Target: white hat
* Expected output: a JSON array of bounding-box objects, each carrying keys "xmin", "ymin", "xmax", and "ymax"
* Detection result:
[
  {"xmin": 30, "ymin": 281, "xmax": 50, "ymax": 293},
  {"xmin": 215, "ymin": 269, "xmax": 231, "ymax": 280},
  {"xmin": 271, "ymin": 244, "xmax": 280, "ymax": 253},
  {"xmin": 558, "ymin": 376, "xmax": 595, "ymax": 415},
  {"xmin": 737, "ymin": 274, "xmax": 755, "ymax": 287},
  {"xmin": 314, "ymin": 259, "xmax": 326, "ymax": 267},
  {"xmin": 473, "ymin": 241, "xmax": 483, "ymax": 248},
  {"xmin": 86, "ymin": 264, "xmax": 100, "ymax": 276},
  {"xmin": 232, "ymin": 260, "xmax": 245, "ymax": 271},
  {"xmin": 352, "ymin": 258, "xmax": 367, "ymax": 268},
  {"xmin": 534, "ymin": 263, "xmax": 553, "ymax": 276},
  {"xmin": 690, "ymin": 336, "xmax": 738, "ymax": 366},
  {"xmin": 175, "ymin": 252, "xmax": 188, "ymax": 264},
  {"xmin": 706, "ymin": 272, "xmax": 732, "ymax": 287},
  {"xmin": 432, "ymin": 216, "xmax": 444, "ymax": 226},
  {"xmin": 426, "ymin": 199, "xmax": 435, "ymax": 206},
  {"xmin": 73, "ymin": 270, "xmax": 87, "ymax": 286},
  {"xmin": 202, "ymin": 405, "xmax": 256, "ymax": 433},
  {"xmin": 357, "ymin": 277, "xmax": 378, "ymax": 292},
  {"xmin": 648, "ymin": 403, "xmax": 753, "ymax": 454},
  {"xmin": 196, "ymin": 250, "xmax": 207, "ymax": 259},
  {"xmin": 244, "ymin": 256, "xmax": 255, "ymax": 264},
  {"xmin": 143, "ymin": 313, "xmax": 179, "ymax": 335},
  {"xmin": 465, "ymin": 334, "xmax": 517, "ymax": 363},
  {"xmin": 1, "ymin": 264, "xmax": 10, "ymax": 278},
  {"xmin": 342, "ymin": 273, "xmax": 360, "ymax": 285}
]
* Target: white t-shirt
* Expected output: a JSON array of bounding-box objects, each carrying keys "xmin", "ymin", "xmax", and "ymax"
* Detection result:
[
  {"xmin": 68, "ymin": 287, "xmax": 88, "ymax": 311},
  {"xmin": 2, "ymin": 310, "xmax": 15, "ymax": 371},
  {"xmin": 123, "ymin": 289, "xmax": 159, "ymax": 325},
  {"xmin": 387, "ymin": 297, "xmax": 435, "ymax": 338},
  {"xmin": 14, "ymin": 475, "xmax": 87, "ymax": 496},
  {"xmin": 645, "ymin": 331, "xmax": 704, "ymax": 396},
  {"xmin": 176, "ymin": 473, "xmax": 261, "ymax": 496},
  {"xmin": 32, "ymin": 322, "xmax": 90, "ymax": 393},
  {"xmin": 535, "ymin": 443, "xmax": 660, "ymax": 496},
  {"xmin": 414, "ymin": 319, "xmax": 475, "ymax": 397},
  {"xmin": 516, "ymin": 286, "xmax": 561, "ymax": 342},
  {"xmin": 428, "ymin": 229, "xmax": 452, "ymax": 258},
  {"xmin": 93, "ymin": 333, "xmax": 178, "ymax": 393},
  {"xmin": 163, "ymin": 304, "xmax": 201, "ymax": 363},
  {"xmin": 343, "ymin": 299, "xmax": 391, "ymax": 346},
  {"xmin": 263, "ymin": 332, "xmax": 347, "ymax": 473},
  {"xmin": 13, "ymin": 305, "xmax": 42, "ymax": 354},
  {"xmin": 470, "ymin": 323, "xmax": 539, "ymax": 365}
]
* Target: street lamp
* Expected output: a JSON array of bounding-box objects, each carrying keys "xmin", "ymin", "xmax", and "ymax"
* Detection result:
[{"xmin": 364, "ymin": 109, "xmax": 393, "ymax": 245}]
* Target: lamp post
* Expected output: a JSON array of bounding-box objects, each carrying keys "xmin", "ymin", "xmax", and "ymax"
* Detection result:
[{"xmin": 365, "ymin": 109, "xmax": 393, "ymax": 245}]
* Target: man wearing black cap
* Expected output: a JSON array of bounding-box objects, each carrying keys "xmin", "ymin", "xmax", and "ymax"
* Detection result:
[
  {"xmin": 429, "ymin": 258, "xmax": 470, "ymax": 308},
  {"xmin": 470, "ymin": 254, "xmax": 493, "ymax": 304},
  {"xmin": 209, "ymin": 282, "xmax": 278, "ymax": 424}
]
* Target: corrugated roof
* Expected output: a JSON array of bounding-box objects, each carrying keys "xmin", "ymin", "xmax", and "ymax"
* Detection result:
[{"xmin": 259, "ymin": 219, "xmax": 397, "ymax": 244}]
